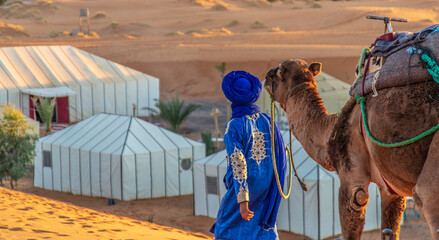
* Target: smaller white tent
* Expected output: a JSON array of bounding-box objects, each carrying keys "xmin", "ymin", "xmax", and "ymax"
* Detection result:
[
  {"xmin": 34, "ymin": 113, "xmax": 205, "ymax": 201},
  {"xmin": 194, "ymin": 130, "xmax": 381, "ymax": 240}
]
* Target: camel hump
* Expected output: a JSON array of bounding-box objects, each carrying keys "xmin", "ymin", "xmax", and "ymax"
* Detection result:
[{"xmin": 350, "ymin": 25, "xmax": 439, "ymax": 97}]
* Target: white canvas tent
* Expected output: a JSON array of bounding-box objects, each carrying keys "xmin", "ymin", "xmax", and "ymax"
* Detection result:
[
  {"xmin": 0, "ymin": 46, "xmax": 159, "ymax": 123},
  {"xmin": 34, "ymin": 113, "xmax": 205, "ymax": 201},
  {"xmin": 194, "ymin": 130, "xmax": 381, "ymax": 240}
]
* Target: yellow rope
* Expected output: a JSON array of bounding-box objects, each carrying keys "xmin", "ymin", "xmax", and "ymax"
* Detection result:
[{"xmin": 271, "ymin": 99, "xmax": 293, "ymax": 199}]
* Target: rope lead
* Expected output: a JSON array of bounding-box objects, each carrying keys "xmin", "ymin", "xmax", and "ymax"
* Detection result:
[
  {"xmin": 270, "ymin": 97, "xmax": 307, "ymax": 199},
  {"xmin": 354, "ymin": 94, "xmax": 439, "ymax": 148}
]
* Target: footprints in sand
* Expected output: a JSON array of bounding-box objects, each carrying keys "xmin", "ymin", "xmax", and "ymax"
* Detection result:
[
  {"xmin": 8, "ymin": 227, "xmax": 23, "ymax": 231},
  {"xmin": 17, "ymin": 207, "xmax": 33, "ymax": 211},
  {"xmin": 32, "ymin": 229, "xmax": 70, "ymax": 237},
  {"xmin": 32, "ymin": 229, "xmax": 57, "ymax": 234}
]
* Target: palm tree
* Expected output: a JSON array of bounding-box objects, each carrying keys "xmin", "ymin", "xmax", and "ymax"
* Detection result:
[
  {"xmin": 214, "ymin": 62, "xmax": 227, "ymax": 78},
  {"xmin": 32, "ymin": 96, "xmax": 56, "ymax": 136},
  {"xmin": 149, "ymin": 94, "xmax": 200, "ymax": 133}
]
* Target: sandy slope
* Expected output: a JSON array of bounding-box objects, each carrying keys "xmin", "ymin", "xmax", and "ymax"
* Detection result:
[
  {"xmin": 0, "ymin": 186, "xmax": 211, "ymax": 240},
  {"xmin": 2, "ymin": 176, "xmax": 432, "ymax": 240}
]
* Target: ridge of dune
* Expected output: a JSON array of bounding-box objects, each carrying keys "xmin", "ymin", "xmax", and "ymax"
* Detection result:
[{"xmin": 0, "ymin": 187, "xmax": 211, "ymax": 240}]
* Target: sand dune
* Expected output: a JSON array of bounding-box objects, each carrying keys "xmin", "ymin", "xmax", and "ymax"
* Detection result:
[{"xmin": 0, "ymin": 187, "xmax": 211, "ymax": 240}]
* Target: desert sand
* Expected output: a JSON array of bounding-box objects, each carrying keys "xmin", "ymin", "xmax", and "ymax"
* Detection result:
[
  {"xmin": 0, "ymin": 184, "xmax": 211, "ymax": 240},
  {"xmin": 0, "ymin": 0, "xmax": 438, "ymax": 239}
]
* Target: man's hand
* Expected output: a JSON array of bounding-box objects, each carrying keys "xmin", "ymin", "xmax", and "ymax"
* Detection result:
[{"xmin": 239, "ymin": 201, "xmax": 254, "ymax": 221}]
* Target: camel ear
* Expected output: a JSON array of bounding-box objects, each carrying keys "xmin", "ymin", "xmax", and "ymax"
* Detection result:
[{"xmin": 309, "ymin": 62, "xmax": 322, "ymax": 77}]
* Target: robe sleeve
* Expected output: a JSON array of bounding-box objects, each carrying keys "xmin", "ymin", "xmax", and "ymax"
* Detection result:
[{"xmin": 224, "ymin": 119, "xmax": 249, "ymax": 203}]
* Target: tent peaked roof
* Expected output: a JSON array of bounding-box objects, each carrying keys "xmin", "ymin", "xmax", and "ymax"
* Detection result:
[
  {"xmin": 40, "ymin": 113, "xmax": 203, "ymax": 154},
  {"xmin": 315, "ymin": 72, "xmax": 350, "ymax": 93},
  {"xmin": 0, "ymin": 45, "xmax": 158, "ymax": 91}
]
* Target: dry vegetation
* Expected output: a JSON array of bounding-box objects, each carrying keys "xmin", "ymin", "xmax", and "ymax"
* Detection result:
[
  {"xmin": 0, "ymin": 0, "xmax": 57, "ymax": 20},
  {"xmin": 186, "ymin": 27, "xmax": 232, "ymax": 36},
  {"xmin": 93, "ymin": 11, "xmax": 107, "ymax": 19},
  {"xmin": 0, "ymin": 21, "xmax": 28, "ymax": 37}
]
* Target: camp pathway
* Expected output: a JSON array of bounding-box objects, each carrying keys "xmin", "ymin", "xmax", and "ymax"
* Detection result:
[{"xmin": 0, "ymin": 187, "xmax": 211, "ymax": 240}]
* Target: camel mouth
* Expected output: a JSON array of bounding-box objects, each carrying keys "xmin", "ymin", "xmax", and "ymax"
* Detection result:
[{"xmin": 264, "ymin": 65, "xmax": 279, "ymax": 96}]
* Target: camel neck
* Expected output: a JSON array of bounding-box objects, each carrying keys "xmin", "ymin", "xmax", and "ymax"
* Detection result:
[{"xmin": 285, "ymin": 82, "xmax": 338, "ymax": 171}]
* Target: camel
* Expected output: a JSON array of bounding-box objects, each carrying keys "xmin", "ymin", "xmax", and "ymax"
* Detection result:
[{"xmin": 264, "ymin": 59, "xmax": 439, "ymax": 240}]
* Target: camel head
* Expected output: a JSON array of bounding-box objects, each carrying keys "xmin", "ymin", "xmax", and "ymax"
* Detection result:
[{"xmin": 264, "ymin": 59, "xmax": 322, "ymax": 109}]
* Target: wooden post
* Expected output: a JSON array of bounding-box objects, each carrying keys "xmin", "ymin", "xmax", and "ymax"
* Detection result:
[
  {"xmin": 132, "ymin": 103, "xmax": 137, "ymax": 117},
  {"xmin": 211, "ymin": 108, "xmax": 221, "ymax": 148},
  {"xmin": 79, "ymin": 8, "xmax": 90, "ymax": 34}
]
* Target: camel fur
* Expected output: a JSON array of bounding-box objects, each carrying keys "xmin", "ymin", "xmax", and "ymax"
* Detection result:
[{"xmin": 265, "ymin": 59, "xmax": 439, "ymax": 240}]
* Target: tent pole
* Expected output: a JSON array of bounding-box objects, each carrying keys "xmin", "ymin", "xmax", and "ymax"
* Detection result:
[
  {"xmin": 317, "ymin": 167, "xmax": 320, "ymax": 240},
  {"xmin": 302, "ymin": 181, "xmax": 305, "ymax": 239},
  {"xmin": 332, "ymin": 177, "xmax": 335, "ymax": 237}
]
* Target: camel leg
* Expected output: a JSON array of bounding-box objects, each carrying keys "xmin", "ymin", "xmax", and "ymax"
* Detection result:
[
  {"xmin": 338, "ymin": 179, "xmax": 370, "ymax": 240},
  {"xmin": 413, "ymin": 133, "xmax": 439, "ymax": 239},
  {"xmin": 379, "ymin": 191, "xmax": 406, "ymax": 240}
]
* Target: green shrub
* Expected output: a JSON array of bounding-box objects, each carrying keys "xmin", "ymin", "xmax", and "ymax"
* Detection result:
[
  {"xmin": 0, "ymin": 105, "xmax": 37, "ymax": 189},
  {"xmin": 202, "ymin": 132, "xmax": 216, "ymax": 155},
  {"xmin": 48, "ymin": 31, "xmax": 62, "ymax": 38}
]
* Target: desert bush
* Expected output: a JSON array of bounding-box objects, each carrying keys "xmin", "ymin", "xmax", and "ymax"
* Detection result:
[
  {"xmin": 248, "ymin": 0, "xmax": 271, "ymax": 7},
  {"xmin": 0, "ymin": 22, "xmax": 24, "ymax": 31},
  {"xmin": 129, "ymin": 32, "xmax": 141, "ymax": 37},
  {"xmin": 111, "ymin": 21, "xmax": 119, "ymax": 29},
  {"xmin": 311, "ymin": 2, "xmax": 322, "ymax": 8},
  {"xmin": 211, "ymin": 3, "xmax": 228, "ymax": 11},
  {"xmin": 0, "ymin": 0, "xmax": 7, "ymax": 6},
  {"xmin": 225, "ymin": 19, "xmax": 239, "ymax": 28},
  {"xmin": 251, "ymin": 20, "xmax": 266, "ymax": 28},
  {"xmin": 166, "ymin": 31, "xmax": 184, "ymax": 36},
  {"xmin": 0, "ymin": 105, "xmax": 37, "ymax": 189},
  {"xmin": 48, "ymin": 31, "xmax": 62, "ymax": 38},
  {"xmin": 36, "ymin": 16, "xmax": 48, "ymax": 24},
  {"xmin": 270, "ymin": 27, "xmax": 284, "ymax": 32},
  {"xmin": 37, "ymin": 0, "xmax": 57, "ymax": 10},
  {"xmin": 132, "ymin": 21, "xmax": 151, "ymax": 28},
  {"xmin": 94, "ymin": 11, "xmax": 106, "ymax": 18},
  {"xmin": 88, "ymin": 31, "xmax": 99, "ymax": 38},
  {"xmin": 214, "ymin": 62, "xmax": 227, "ymax": 78}
]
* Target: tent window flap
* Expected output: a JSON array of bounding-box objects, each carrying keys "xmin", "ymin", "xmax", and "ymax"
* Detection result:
[
  {"xmin": 43, "ymin": 151, "xmax": 52, "ymax": 168},
  {"xmin": 181, "ymin": 158, "xmax": 192, "ymax": 171},
  {"xmin": 206, "ymin": 176, "xmax": 218, "ymax": 195}
]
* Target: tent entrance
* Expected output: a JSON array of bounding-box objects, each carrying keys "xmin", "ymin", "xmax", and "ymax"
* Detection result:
[
  {"xmin": 29, "ymin": 95, "xmax": 69, "ymax": 124},
  {"xmin": 24, "ymin": 87, "xmax": 74, "ymax": 124}
]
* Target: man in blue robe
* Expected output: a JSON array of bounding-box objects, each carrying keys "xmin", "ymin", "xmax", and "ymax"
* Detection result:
[{"xmin": 210, "ymin": 71, "xmax": 287, "ymax": 240}]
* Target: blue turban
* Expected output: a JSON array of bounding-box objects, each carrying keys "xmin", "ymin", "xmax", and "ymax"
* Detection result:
[{"xmin": 222, "ymin": 71, "xmax": 262, "ymax": 119}]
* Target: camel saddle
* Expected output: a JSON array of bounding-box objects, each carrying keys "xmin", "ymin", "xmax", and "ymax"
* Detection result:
[{"xmin": 350, "ymin": 25, "xmax": 439, "ymax": 97}]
